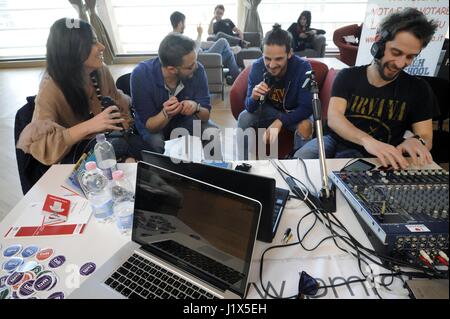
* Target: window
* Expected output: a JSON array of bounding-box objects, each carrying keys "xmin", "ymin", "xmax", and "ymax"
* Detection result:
[
  {"xmin": 0, "ymin": 0, "xmax": 371, "ymax": 60},
  {"xmin": 104, "ymin": 0, "xmax": 237, "ymax": 54},
  {"xmin": 0, "ymin": 0, "xmax": 77, "ymax": 59},
  {"xmin": 259, "ymin": 0, "xmax": 368, "ymax": 50}
]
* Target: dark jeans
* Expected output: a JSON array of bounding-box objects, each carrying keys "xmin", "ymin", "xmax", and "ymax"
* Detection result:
[
  {"xmin": 293, "ymin": 134, "xmax": 364, "ymax": 159},
  {"xmin": 236, "ymin": 104, "xmax": 310, "ymax": 160},
  {"xmin": 61, "ymin": 133, "xmax": 150, "ymax": 164}
]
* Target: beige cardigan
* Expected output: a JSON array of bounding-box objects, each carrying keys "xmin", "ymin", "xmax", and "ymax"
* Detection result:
[{"xmin": 17, "ymin": 65, "xmax": 131, "ymax": 165}]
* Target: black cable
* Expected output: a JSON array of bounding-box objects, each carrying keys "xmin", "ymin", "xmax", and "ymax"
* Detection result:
[
  {"xmin": 296, "ymin": 158, "xmax": 318, "ymax": 194},
  {"xmin": 258, "ymin": 160, "xmax": 447, "ymax": 299}
]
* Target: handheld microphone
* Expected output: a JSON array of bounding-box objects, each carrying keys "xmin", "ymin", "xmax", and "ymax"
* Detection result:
[
  {"xmin": 100, "ymin": 96, "xmax": 131, "ymax": 137},
  {"xmin": 259, "ymin": 72, "xmax": 273, "ymax": 104}
]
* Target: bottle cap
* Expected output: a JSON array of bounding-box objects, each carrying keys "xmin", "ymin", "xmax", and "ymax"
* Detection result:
[
  {"xmin": 85, "ymin": 161, "xmax": 97, "ymax": 171},
  {"xmin": 112, "ymin": 170, "xmax": 124, "ymax": 180},
  {"xmin": 95, "ymin": 133, "xmax": 106, "ymax": 143}
]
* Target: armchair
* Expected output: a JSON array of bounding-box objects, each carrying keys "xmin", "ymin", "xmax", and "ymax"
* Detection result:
[
  {"xmin": 208, "ymin": 32, "xmax": 263, "ymax": 69},
  {"xmin": 333, "ymin": 24, "xmax": 362, "ymax": 66},
  {"xmin": 197, "ymin": 53, "xmax": 224, "ymax": 100},
  {"xmin": 230, "ymin": 58, "xmax": 338, "ymax": 158},
  {"xmin": 294, "ymin": 34, "xmax": 327, "ymax": 58}
]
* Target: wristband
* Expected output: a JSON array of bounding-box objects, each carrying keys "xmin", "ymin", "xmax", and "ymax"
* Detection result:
[
  {"xmin": 194, "ymin": 103, "xmax": 201, "ymax": 114},
  {"xmin": 411, "ymin": 134, "xmax": 426, "ymax": 146}
]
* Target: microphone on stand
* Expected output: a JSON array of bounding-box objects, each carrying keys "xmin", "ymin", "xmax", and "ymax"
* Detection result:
[{"xmin": 302, "ymin": 70, "xmax": 336, "ymax": 213}]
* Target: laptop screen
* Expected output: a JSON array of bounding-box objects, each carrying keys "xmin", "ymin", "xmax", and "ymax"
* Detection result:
[
  {"xmin": 141, "ymin": 150, "xmax": 279, "ymax": 242},
  {"xmin": 132, "ymin": 161, "xmax": 261, "ymax": 298}
]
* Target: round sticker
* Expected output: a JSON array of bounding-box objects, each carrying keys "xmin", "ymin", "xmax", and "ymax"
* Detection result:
[
  {"xmin": 6, "ymin": 272, "xmax": 24, "ymax": 286},
  {"xmin": 80, "ymin": 262, "xmax": 96, "ymax": 276},
  {"xmin": 30, "ymin": 264, "xmax": 44, "ymax": 277},
  {"xmin": 0, "ymin": 275, "xmax": 8, "ymax": 290},
  {"xmin": 33, "ymin": 273, "xmax": 54, "ymax": 291},
  {"xmin": 34, "ymin": 271, "xmax": 58, "ymax": 291},
  {"xmin": 0, "ymin": 287, "xmax": 11, "ymax": 299},
  {"xmin": 18, "ymin": 280, "xmax": 36, "ymax": 298},
  {"xmin": 48, "ymin": 291, "xmax": 64, "ymax": 299},
  {"xmin": 3, "ymin": 244, "xmax": 22, "ymax": 257},
  {"xmin": 21, "ymin": 246, "xmax": 39, "ymax": 258},
  {"xmin": 48, "ymin": 255, "xmax": 66, "ymax": 269},
  {"xmin": 2, "ymin": 257, "xmax": 24, "ymax": 273},
  {"xmin": 12, "ymin": 272, "xmax": 34, "ymax": 291},
  {"xmin": 36, "ymin": 248, "xmax": 54, "ymax": 261},
  {"xmin": 18, "ymin": 260, "xmax": 39, "ymax": 273}
]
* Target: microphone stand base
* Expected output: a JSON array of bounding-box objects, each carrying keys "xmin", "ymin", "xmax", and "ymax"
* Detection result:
[{"xmin": 319, "ymin": 182, "xmax": 337, "ymax": 214}]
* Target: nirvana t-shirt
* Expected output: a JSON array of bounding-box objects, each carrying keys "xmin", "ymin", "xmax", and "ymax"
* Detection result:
[
  {"xmin": 266, "ymin": 77, "xmax": 286, "ymax": 111},
  {"xmin": 213, "ymin": 19, "xmax": 236, "ymax": 36},
  {"xmin": 330, "ymin": 65, "xmax": 433, "ymax": 155}
]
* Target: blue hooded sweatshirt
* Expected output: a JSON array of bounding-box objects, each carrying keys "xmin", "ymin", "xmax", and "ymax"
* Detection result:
[{"xmin": 245, "ymin": 55, "xmax": 312, "ymax": 127}]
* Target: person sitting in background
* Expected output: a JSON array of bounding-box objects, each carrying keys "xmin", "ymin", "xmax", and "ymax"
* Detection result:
[
  {"xmin": 237, "ymin": 24, "xmax": 313, "ymax": 160},
  {"xmin": 208, "ymin": 4, "xmax": 250, "ymax": 48},
  {"xmin": 131, "ymin": 33, "xmax": 221, "ymax": 159},
  {"xmin": 170, "ymin": 11, "xmax": 240, "ymax": 85},
  {"xmin": 295, "ymin": 8, "xmax": 438, "ymax": 169},
  {"xmin": 17, "ymin": 18, "xmax": 147, "ymax": 165},
  {"xmin": 288, "ymin": 10, "xmax": 325, "ymax": 52}
]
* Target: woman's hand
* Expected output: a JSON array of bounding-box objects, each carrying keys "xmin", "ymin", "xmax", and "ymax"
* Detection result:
[{"xmin": 88, "ymin": 105, "xmax": 125, "ymax": 134}]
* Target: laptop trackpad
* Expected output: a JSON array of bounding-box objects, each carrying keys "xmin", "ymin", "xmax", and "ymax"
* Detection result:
[{"xmin": 198, "ymin": 245, "xmax": 232, "ymax": 262}]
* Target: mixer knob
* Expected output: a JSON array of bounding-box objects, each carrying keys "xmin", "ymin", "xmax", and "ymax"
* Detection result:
[{"xmin": 432, "ymin": 210, "xmax": 439, "ymax": 219}]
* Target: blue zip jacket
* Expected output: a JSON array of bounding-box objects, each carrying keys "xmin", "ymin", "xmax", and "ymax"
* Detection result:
[
  {"xmin": 245, "ymin": 55, "xmax": 312, "ymax": 127},
  {"xmin": 131, "ymin": 58, "xmax": 211, "ymax": 126}
]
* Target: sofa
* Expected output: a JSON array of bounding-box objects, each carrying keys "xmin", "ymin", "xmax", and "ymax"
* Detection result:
[
  {"xmin": 294, "ymin": 34, "xmax": 327, "ymax": 58},
  {"xmin": 230, "ymin": 58, "xmax": 338, "ymax": 158},
  {"xmin": 208, "ymin": 32, "xmax": 263, "ymax": 69}
]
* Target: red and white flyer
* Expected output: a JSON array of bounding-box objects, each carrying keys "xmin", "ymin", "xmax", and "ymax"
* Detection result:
[
  {"xmin": 4, "ymin": 195, "xmax": 92, "ymax": 238},
  {"xmin": 42, "ymin": 194, "xmax": 71, "ymax": 225}
]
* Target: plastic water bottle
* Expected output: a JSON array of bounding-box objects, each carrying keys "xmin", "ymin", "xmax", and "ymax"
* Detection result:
[
  {"xmin": 111, "ymin": 170, "xmax": 134, "ymax": 233},
  {"xmin": 94, "ymin": 133, "xmax": 117, "ymax": 180},
  {"xmin": 81, "ymin": 161, "xmax": 114, "ymax": 222},
  {"xmin": 111, "ymin": 170, "xmax": 134, "ymax": 203}
]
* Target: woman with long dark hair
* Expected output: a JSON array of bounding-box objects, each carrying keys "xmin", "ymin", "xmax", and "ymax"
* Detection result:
[
  {"xmin": 18, "ymin": 18, "xmax": 142, "ymax": 165},
  {"xmin": 288, "ymin": 10, "xmax": 325, "ymax": 52}
]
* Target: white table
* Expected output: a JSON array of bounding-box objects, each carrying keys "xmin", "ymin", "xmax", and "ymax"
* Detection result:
[{"xmin": 0, "ymin": 159, "xmax": 441, "ymax": 299}]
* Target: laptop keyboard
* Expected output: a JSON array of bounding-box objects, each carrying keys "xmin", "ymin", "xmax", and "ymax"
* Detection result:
[
  {"xmin": 153, "ymin": 240, "xmax": 245, "ymax": 285},
  {"xmin": 105, "ymin": 253, "xmax": 218, "ymax": 299}
]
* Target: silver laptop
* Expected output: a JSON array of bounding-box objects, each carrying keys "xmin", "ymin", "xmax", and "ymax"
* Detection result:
[{"xmin": 70, "ymin": 161, "xmax": 261, "ymax": 299}]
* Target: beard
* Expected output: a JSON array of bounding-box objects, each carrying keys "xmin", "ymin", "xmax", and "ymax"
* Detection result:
[
  {"xmin": 176, "ymin": 72, "xmax": 193, "ymax": 81},
  {"xmin": 374, "ymin": 58, "xmax": 401, "ymax": 81}
]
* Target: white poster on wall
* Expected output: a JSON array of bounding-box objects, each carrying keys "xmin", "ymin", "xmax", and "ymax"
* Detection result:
[{"xmin": 355, "ymin": 0, "xmax": 449, "ymax": 76}]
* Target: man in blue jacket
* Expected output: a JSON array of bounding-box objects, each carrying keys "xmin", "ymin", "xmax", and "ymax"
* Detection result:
[
  {"xmin": 131, "ymin": 33, "xmax": 220, "ymax": 158},
  {"xmin": 237, "ymin": 24, "xmax": 313, "ymax": 160}
]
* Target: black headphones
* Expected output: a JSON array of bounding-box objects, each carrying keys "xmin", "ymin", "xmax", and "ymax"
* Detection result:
[{"xmin": 370, "ymin": 29, "xmax": 391, "ymax": 59}]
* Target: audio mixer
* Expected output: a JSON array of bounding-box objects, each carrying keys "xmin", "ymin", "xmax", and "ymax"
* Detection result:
[{"xmin": 331, "ymin": 168, "xmax": 449, "ymax": 264}]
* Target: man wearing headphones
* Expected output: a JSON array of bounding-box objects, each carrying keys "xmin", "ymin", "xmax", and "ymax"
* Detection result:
[{"xmin": 295, "ymin": 8, "xmax": 438, "ymax": 169}]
